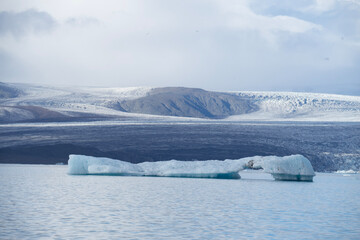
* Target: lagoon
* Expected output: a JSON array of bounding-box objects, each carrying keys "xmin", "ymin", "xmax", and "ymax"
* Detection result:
[{"xmin": 0, "ymin": 164, "xmax": 359, "ymax": 239}]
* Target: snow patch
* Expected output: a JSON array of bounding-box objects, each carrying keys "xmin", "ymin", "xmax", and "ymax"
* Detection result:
[{"xmin": 81, "ymin": 87, "xmax": 153, "ymax": 100}]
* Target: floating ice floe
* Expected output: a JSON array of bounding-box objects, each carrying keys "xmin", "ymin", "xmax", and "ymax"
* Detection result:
[
  {"xmin": 335, "ymin": 170, "xmax": 358, "ymax": 174},
  {"xmin": 68, "ymin": 154, "xmax": 315, "ymax": 181},
  {"xmin": 334, "ymin": 169, "xmax": 359, "ymax": 177}
]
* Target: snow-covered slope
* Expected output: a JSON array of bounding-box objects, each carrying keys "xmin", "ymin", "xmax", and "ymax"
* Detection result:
[
  {"xmin": 227, "ymin": 91, "xmax": 360, "ymax": 122},
  {"xmin": 0, "ymin": 83, "xmax": 156, "ymax": 121},
  {"xmin": 0, "ymin": 82, "xmax": 359, "ymax": 122}
]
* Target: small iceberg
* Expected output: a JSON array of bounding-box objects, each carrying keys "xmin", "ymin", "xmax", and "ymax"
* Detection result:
[
  {"xmin": 68, "ymin": 154, "xmax": 315, "ymax": 181},
  {"xmin": 248, "ymin": 155, "xmax": 316, "ymax": 182},
  {"xmin": 334, "ymin": 169, "xmax": 359, "ymax": 177},
  {"xmin": 335, "ymin": 170, "xmax": 358, "ymax": 174}
]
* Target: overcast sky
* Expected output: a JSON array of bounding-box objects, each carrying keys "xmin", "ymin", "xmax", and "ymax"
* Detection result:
[{"xmin": 0, "ymin": 0, "xmax": 359, "ymax": 95}]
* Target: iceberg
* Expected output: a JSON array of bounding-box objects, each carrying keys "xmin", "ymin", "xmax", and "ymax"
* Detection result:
[
  {"xmin": 67, "ymin": 155, "xmax": 144, "ymax": 176},
  {"xmin": 68, "ymin": 154, "xmax": 315, "ymax": 181},
  {"xmin": 335, "ymin": 170, "xmax": 358, "ymax": 174},
  {"xmin": 68, "ymin": 155, "xmax": 244, "ymax": 179},
  {"xmin": 138, "ymin": 160, "xmax": 245, "ymax": 179},
  {"xmin": 248, "ymin": 155, "xmax": 316, "ymax": 182}
]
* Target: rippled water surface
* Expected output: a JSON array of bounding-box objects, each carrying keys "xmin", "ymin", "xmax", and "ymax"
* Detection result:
[{"xmin": 0, "ymin": 164, "xmax": 359, "ymax": 239}]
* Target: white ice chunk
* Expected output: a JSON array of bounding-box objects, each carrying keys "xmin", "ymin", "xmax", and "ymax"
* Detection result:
[
  {"xmin": 68, "ymin": 155, "xmax": 144, "ymax": 175},
  {"xmin": 139, "ymin": 159, "xmax": 245, "ymax": 179},
  {"xmin": 335, "ymin": 170, "xmax": 358, "ymax": 174},
  {"xmin": 251, "ymin": 155, "xmax": 315, "ymax": 181},
  {"xmin": 68, "ymin": 154, "xmax": 315, "ymax": 181}
]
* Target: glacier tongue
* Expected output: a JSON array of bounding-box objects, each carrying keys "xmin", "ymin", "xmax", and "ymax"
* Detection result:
[{"xmin": 68, "ymin": 154, "xmax": 315, "ymax": 181}]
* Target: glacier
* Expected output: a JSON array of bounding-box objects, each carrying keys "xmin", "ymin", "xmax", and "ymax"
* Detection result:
[
  {"xmin": 2, "ymin": 82, "xmax": 359, "ymax": 122},
  {"xmin": 68, "ymin": 154, "xmax": 315, "ymax": 181}
]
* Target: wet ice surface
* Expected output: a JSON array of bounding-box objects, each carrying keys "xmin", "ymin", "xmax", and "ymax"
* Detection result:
[{"xmin": 0, "ymin": 165, "xmax": 359, "ymax": 240}]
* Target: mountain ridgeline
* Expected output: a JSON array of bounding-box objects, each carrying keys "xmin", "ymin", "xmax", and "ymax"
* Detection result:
[
  {"xmin": 0, "ymin": 82, "xmax": 359, "ymax": 122},
  {"xmin": 108, "ymin": 87, "xmax": 257, "ymax": 118}
]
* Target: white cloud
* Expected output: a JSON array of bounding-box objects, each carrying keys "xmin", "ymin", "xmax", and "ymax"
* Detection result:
[
  {"xmin": 307, "ymin": 0, "xmax": 337, "ymax": 13},
  {"xmin": 214, "ymin": 0, "xmax": 322, "ymax": 46},
  {"xmin": 218, "ymin": 1, "xmax": 321, "ymax": 33},
  {"xmin": 303, "ymin": 0, "xmax": 360, "ymax": 13},
  {"xmin": 0, "ymin": 0, "xmax": 359, "ymax": 95}
]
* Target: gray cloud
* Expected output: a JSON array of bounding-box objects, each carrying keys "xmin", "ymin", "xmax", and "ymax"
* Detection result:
[
  {"xmin": 0, "ymin": 9, "xmax": 56, "ymax": 37},
  {"xmin": 65, "ymin": 17, "xmax": 100, "ymax": 27}
]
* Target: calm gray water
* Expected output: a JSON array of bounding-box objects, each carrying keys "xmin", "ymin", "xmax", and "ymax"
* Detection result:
[{"xmin": 0, "ymin": 164, "xmax": 359, "ymax": 240}]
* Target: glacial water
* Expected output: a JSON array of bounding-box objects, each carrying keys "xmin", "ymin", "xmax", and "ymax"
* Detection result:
[{"xmin": 0, "ymin": 164, "xmax": 359, "ymax": 240}]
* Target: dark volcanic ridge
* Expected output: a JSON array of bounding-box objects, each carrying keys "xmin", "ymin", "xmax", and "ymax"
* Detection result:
[{"xmin": 108, "ymin": 87, "xmax": 257, "ymax": 119}]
